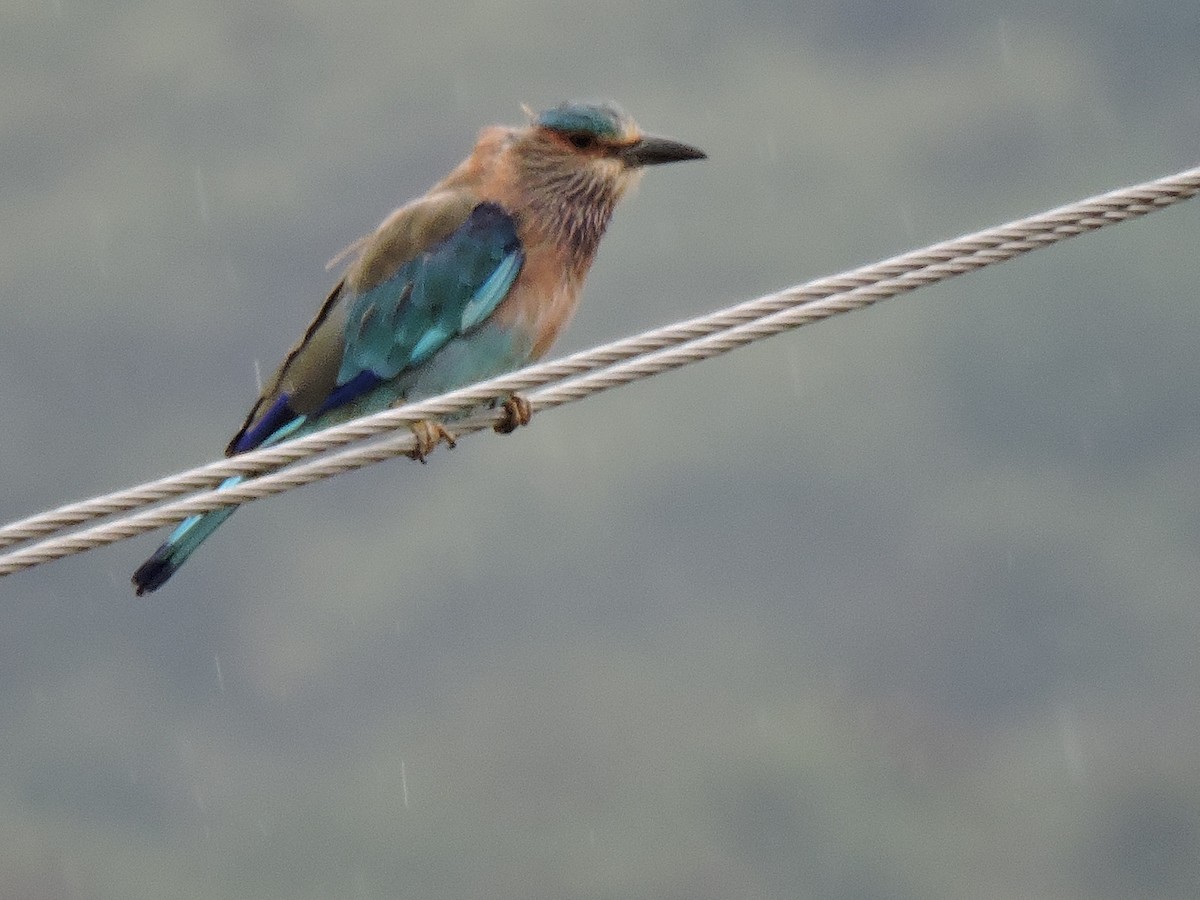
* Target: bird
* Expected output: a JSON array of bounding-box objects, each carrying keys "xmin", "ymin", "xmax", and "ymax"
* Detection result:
[{"xmin": 132, "ymin": 100, "xmax": 705, "ymax": 595}]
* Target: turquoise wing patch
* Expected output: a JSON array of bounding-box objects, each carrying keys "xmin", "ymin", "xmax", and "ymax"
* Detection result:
[{"xmin": 338, "ymin": 202, "xmax": 524, "ymax": 384}]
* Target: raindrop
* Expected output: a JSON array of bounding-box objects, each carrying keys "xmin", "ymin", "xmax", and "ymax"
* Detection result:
[
  {"xmin": 194, "ymin": 167, "xmax": 211, "ymax": 226},
  {"xmin": 193, "ymin": 784, "xmax": 211, "ymax": 839},
  {"xmin": 898, "ymin": 203, "xmax": 916, "ymax": 242},
  {"xmin": 1057, "ymin": 702, "xmax": 1086, "ymax": 782},
  {"xmin": 90, "ymin": 208, "xmax": 111, "ymax": 279},
  {"xmin": 784, "ymin": 344, "xmax": 805, "ymax": 396},
  {"xmin": 762, "ymin": 130, "xmax": 778, "ymax": 165},
  {"xmin": 997, "ymin": 18, "xmax": 1014, "ymax": 68},
  {"xmin": 223, "ymin": 259, "xmax": 241, "ymax": 294}
]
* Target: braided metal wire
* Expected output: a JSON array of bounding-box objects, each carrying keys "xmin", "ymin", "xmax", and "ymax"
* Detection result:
[{"xmin": 1, "ymin": 165, "xmax": 1197, "ymax": 577}]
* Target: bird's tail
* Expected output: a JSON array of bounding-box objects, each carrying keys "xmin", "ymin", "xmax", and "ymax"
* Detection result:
[{"xmin": 132, "ymin": 475, "xmax": 243, "ymax": 595}]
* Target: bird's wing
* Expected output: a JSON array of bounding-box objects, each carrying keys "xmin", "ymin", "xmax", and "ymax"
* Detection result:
[{"xmin": 226, "ymin": 195, "xmax": 523, "ymax": 455}]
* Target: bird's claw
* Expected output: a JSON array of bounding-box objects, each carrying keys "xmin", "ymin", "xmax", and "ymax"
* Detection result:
[
  {"xmin": 407, "ymin": 419, "xmax": 457, "ymax": 463},
  {"xmin": 493, "ymin": 394, "xmax": 533, "ymax": 434}
]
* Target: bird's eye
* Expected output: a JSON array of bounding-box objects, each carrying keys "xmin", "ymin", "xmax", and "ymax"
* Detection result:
[{"xmin": 568, "ymin": 133, "xmax": 596, "ymax": 150}]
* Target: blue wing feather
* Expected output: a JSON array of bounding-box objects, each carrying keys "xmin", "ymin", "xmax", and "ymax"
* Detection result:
[
  {"xmin": 461, "ymin": 250, "xmax": 522, "ymax": 331},
  {"xmin": 337, "ymin": 201, "xmax": 523, "ymax": 385},
  {"xmin": 135, "ymin": 203, "xmax": 525, "ymax": 594},
  {"xmin": 230, "ymin": 394, "xmax": 296, "ymax": 454},
  {"xmin": 230, "ymin": 202, "xmax": 522, "ymax": 455}
]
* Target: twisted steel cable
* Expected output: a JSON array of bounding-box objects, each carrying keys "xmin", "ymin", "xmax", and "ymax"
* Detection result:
[{"xmin": 1, "ymin": 164, "xmax": 1198, "ymax": 577}]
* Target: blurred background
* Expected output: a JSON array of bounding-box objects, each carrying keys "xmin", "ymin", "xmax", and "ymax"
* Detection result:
[{"xmin": 3, "ymin": 1, "xmax": 1200, "ymax": 898}]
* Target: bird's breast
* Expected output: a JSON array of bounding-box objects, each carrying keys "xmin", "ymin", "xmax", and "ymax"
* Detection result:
[{"xmin": 492, "ymin": 238, "xmax": 584, "ymax": 361}]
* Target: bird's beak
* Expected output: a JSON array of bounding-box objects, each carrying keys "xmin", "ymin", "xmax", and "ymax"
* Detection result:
[{"xmin": 619, "ymin": 134, "xmax": 707, "ymax": 167}]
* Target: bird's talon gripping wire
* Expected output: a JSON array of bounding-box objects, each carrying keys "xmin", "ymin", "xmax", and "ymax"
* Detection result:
[
  {"xmin": 407, "ymin": 420, "xmax": 457, "ymax": 462},
  {"xmin": 493, "ymin": 394, "xmax": 534, "ymax": 434}
]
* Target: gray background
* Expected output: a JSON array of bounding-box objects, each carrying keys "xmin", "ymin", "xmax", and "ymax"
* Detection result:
[{"xmin": 2, "ymin": 1, "xmax": 1199, "ymax": 898}]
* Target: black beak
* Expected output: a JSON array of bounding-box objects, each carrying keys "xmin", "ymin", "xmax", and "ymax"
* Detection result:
[{"xmin": 620, "ymin": 134, "xmax": 707, "ymax": 167}]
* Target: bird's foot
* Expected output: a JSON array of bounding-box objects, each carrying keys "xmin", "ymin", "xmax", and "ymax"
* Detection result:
[
  {"xmin": 407, "ymin": 419, "xmax": 457, "ymax": 463},
  {"xmin": 493, "ymin": 394, "xmax": 533, "ymax": 434}
]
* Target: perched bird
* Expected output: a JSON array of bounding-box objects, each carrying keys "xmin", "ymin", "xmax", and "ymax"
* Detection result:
[{"xmin": 132, "ymin": 100, "xmax": 704, "ymax": 594}]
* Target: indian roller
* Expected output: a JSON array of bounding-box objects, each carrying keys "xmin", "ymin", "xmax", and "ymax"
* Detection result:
[{"xmin": 132, "ymin": 101, "xmax": 704, "ymax": 594}]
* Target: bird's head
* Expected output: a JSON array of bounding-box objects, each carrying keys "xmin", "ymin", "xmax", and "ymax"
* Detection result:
[
  {"xmin": 496, "ymin": 101, "xmax": 703, "ymax": 265},
  {"xmin": 518, "ymin": 100, "xmax": 705, "ymax": 197}
]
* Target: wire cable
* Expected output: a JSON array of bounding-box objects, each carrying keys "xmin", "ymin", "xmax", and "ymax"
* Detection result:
[{"xmin": 1, "ymin": 164, "xmax": 1197, "ymax": 578}]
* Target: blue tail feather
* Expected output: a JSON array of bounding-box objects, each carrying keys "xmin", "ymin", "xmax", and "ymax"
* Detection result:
[
  {"xmin": 131, "ymin": 475, "xmax": 243, "ymax": 595},
  {"xmin": 133, "ymin": 410, "xmax": 313, "ymax": 594}
]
